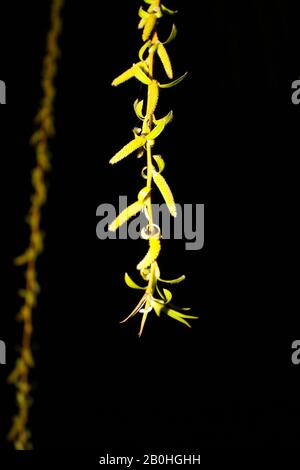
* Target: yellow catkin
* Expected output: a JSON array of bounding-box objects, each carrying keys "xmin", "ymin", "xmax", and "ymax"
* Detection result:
[
  {"xmin": 157, "ymin": 43, "xmax": 173, "ymax": 79},
  {"xmin": 146, "ymin": 80, "xmax": 159, "ymax": 116},
  {"xmin": 142, "ymin": 14, "xmax": 157, "ymax": 41},
  {"xmin": 153, "ymin": 170, "xmax": 177, "ymax": 217},
  {"xmin": 137, "ymin": 238, "xmax": 161, "ymax": 270},
  {"xmin": 7, "ymin": 0, "xmax": 64, "ymax": 450},
  {"xmin": 112, "ymin": 64, "xmax": 139, "ymax": 87},
  {"xmin": 109, "ymin": 201, "xmax": 143, "ymax": 231},
  {"xmin": 110, "ymin": 135, "xmax": 146, "ymax": 164}
]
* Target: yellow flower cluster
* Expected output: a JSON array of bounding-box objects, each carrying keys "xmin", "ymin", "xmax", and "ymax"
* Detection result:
[{"xmin": 7, "ymin": 0, "xmax": 64, "ymax": 450}]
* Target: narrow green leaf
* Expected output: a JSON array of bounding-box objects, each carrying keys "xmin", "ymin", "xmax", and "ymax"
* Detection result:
[
  {"xmin": 151, "ymin": 299, "xmax": 165, "ymax": 317},
  {"xmin": 146, "ymin": 120, "xmax": 165, "ymax": 140},
  {"xmin": 155, "ymin": 8, "xmax": 163, "ymax": 19},
  {"xmin": 154, "ymin": 110, "xmax": 173, "ymax": 126},
  {"xmin": 169, "ymin": 303, "xmax": 191, "ymax": 312},
  {"xmin": 138, "ymin": 41, "xmax": 150, "ymax": 61},
  {"xmin": 153, "ymin": 154, "xmax": 165, "ymax": 173},
  {"xmin": 152, "ymin": 287, "xmax": 172, "ymax": 306},
  {"xmin": 156, "ymin": 284, "xmax": 173, "ymax": 302},
  {"xmin": 166, "ymin": 311, "xmax": 192, "ymax": 327},
  {"xmin": 162, "ymin": 288, "xmax": 172, "ymax": 303},
  {"xmin": 174, "ymin": 312, "xmax": 198, "ymax": 319},
  {"xmin": 159, "ymin": 275, "xmax": 186, "ymax": 284},
  {"xmin": 146, "ymin": 110, "xmax": 173, "ymax": 141},
  {"xmin": 134, "ymin": 99, "xmax": 145, "ymax": 120},
  {"xmin": 151, "ymin": 296, "xmax": 165, "ymax": 306},
  {"xmin": 120, "ymin": 293, "xmax": 147, "ymax": 324},
  {"xmin": 163, "ymin": 24, "xmax": 177, "ymax": 44},
  {"xmin": 161, "ymin": 4, "xmax": 178, "ymax": 15},
  {"xmin": 155, "ymin": 284, "xmax": 165, "ymax": 300},
  {"xmin": 159, "ymin": 72, "xmax": 188, "ymax": 89},
  {"xmin": 124, "ymin": 272, "xmax": 146, "ymax": 290},
  {"xmin": 165, "ymin": 308, "xmax": 198, "ymax": 327},
  {"xmin": 134, "ymin": 66, "xmax": 152, "ymax": 85}
]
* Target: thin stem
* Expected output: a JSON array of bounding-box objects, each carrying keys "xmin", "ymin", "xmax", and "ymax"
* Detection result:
[
  {"xmin": 144, "ymin": 31, "xmax": 156, "ymax": 227},
  {"xmin": 146, "ymin": 142, "xmax": 154, "ymax": 222},
  {"xmin": 141, "ymin": 25, "xmax": 159, "ymax": 324}
]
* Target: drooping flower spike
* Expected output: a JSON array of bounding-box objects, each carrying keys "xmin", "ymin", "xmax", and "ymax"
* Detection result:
[
  {"xmin": 8, "ymin": 0, "xmax": 64, "ymax": 450},
  {"xmin": 109, "ymin": 0, "xmax": 198, "ymax": 336}
]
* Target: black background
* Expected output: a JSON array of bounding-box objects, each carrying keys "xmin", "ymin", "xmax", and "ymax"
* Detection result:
[{"xmin": 0, "ymin": 0, "xmax": 299, "ymax": 455}]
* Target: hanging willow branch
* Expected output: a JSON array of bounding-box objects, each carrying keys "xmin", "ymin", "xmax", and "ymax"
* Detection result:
[
  {"xmin": 110, "ymin": 0, "xmax": 198, "ymax": 336},
  {"xmin": 7, "ymin": 0, "xmax": 64, "ymax": 450}
]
